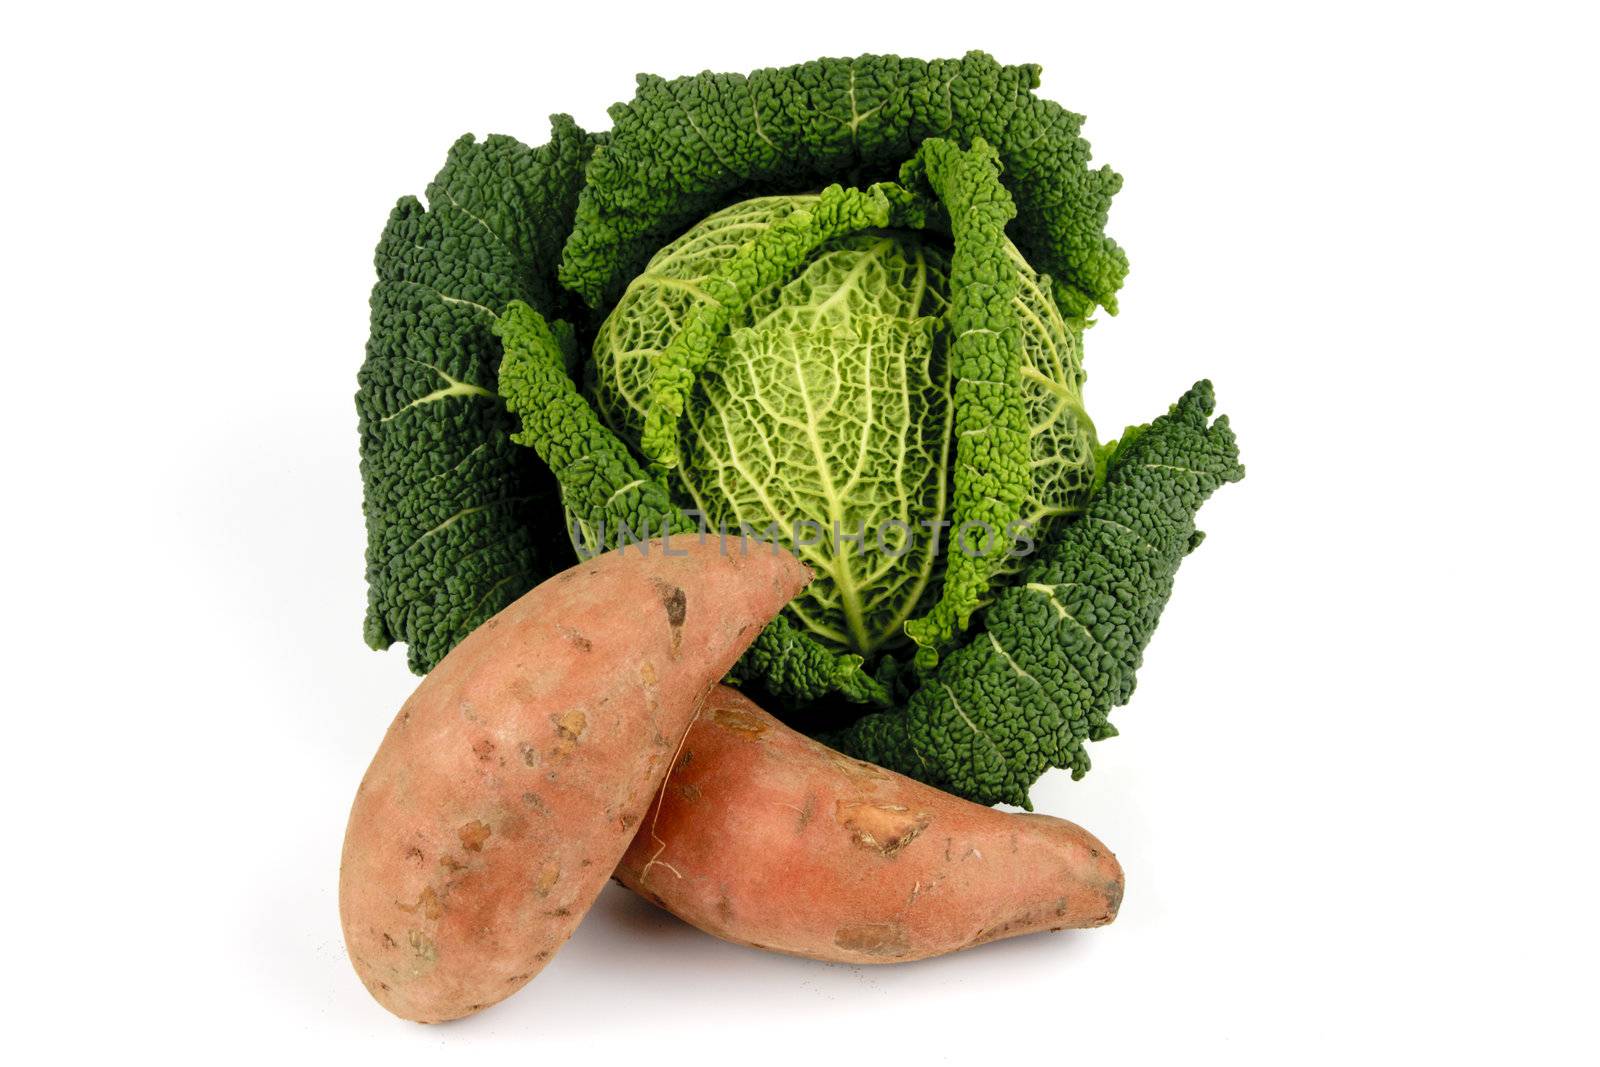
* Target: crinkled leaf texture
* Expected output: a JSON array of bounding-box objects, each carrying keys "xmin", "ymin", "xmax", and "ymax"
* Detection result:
[
  {"xmin": 826, "ymin": 381, "xmax": 1244, "ymax": 807},
  {"xmin": 893, "ymin": 139, "xmax": 1032, "ymax": 663},
  {"xmin": 356, "ymin": 118, "xmax": 595, "ymax": 672},
  {"xmin": 560, "ymin": 51, "xmax": 1125, "ymax": 320}
]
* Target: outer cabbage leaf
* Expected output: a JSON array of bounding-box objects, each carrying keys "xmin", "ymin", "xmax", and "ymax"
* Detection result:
[
  {"xmin": 357, "ymin": 118, "xmax": 596, "ymax": 672},
  {"xmin": 896, "ymin": 139, "xmax": 1030, "ymax": 663},
  {"xmin": 559, "ymin": 51, "xmax": 1125, "ymax": 320},
  {"xmin": 828, "ymin": 381, "xmax": 1244, "ymax": 807}
]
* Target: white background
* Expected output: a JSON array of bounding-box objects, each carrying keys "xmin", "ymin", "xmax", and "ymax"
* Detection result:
[{"xmin": 5, "ymin": 1, "xmax": 1596, "ymax": 1062}]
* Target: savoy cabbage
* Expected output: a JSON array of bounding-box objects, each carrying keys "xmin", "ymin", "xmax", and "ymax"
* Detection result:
[
  {"xmin": 357, "ymin": 52, "xmax": 1243, "ymax": 805},
  {"xmin": 587, "ymin": 186, "xmax": 1100, "ymax": 662}
]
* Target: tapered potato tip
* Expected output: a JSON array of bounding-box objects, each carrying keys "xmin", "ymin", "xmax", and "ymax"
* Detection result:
[{"xmin": 1013, "ymin": 813, "xmax": 1124, "ymax": 928}]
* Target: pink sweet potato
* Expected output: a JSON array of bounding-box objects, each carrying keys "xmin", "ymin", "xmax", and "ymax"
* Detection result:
[
  {"xmin": 616, "ymin": 686, "xmax": 1123, "ymax": 963},
  {"xmin": 340, "ymin": 541, "xmax": 809, "ymax": 1022}
]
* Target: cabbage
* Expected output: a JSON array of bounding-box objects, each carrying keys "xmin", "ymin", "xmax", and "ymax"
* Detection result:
[
  {"xmin": 588, "ymin": 193, "xmax": 1099, "ymax": 660},
  {"xmin": 365, "ymin": 53, "xmax": 1244, "ymax": 804}
]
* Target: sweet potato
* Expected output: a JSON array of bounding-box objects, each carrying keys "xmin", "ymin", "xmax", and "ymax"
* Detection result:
[
  {"xmin": 340, "ymin": 540, "xmax": 810, "ymax": 1022},
  {"xmin": 616, "ymin": 686, "xmax": 1123, "ymax": 963}
]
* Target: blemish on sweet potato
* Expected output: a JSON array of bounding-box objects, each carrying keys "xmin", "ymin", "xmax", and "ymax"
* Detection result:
[
  {"xmin": 499, "ymin": 813, "xmax": 528, "ymax": 841},
  {"xmin": 835, "ymin": 800, "xmax": 932, "ymax": 856},
  {"xmin": 519, "ymin": 742, "xmax": 539, "ymax": 768},
  {"xmin": 711, "ymin": 704, "xmax": 767, "ymax": 737},
  {"xmin": 395, "ymin": 886, "xmax": 444, "ymax": 920},
  {"xmin": 472, "ymin": 739, "xmax": 495, "ymax": 761},
  {"xmin": 547, "ymin": 709, "xmax": 588, "ymax": 759},
  {"xmin": 534, "ymin": 862, "xmax": 561, "ymax": 897},
  {"xmin": 504, "ymin": 677, "xmax": 539, "ymax": 707},
  {"xmin": 823, "ymin": 748, "xmax": 890, "ymax": 781},
  {"xmin": 663, "ymin": 587, "xmax": 688, "ymax": 627},
  {"xmin": 1103, "ymin": 878, "xmax": 1124, "ymax": 917},
  {"xmin": 555, "ymin": 709, "xmax": 587, "ymax": 742},
  {"xmin": 457, "ymin": 820, "xmax": 491, "ymax": 852},
  {"xmin": 833, "ymin": 922, "xmax": 909, "ymax": 958},
  {"xmin": 408, "ymin": 929, "xmax": 438, "ymax": 962},
  {"xmin": 620, "ymin": 812, "xmax": 639, "ymax": 831},
  {"xmin": 520, "ymin": 791, "xmax": 549, "ymax": 814},
  {"xmin": 405, "ymin": 846, "xmax": 425, "ymax": 867},
  {"xmin": 651, "ymin": 579, "xmax": 688, "ymax": 653},
  {"xmin": 555, "ymin": 624, "xmax": 592, "ymax": 652}
]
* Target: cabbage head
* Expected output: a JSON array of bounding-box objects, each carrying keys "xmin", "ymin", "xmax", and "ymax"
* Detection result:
[{"xmin": 588, "ymin": 193, "xmax": 1099, "ymax": 661}]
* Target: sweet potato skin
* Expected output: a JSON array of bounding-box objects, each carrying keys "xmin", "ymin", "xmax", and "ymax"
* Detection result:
[
  {"xmin": 615, "ymin": 686, "xmax": 1123, "ymax": 963},
  {"xmin": 340, "ymin": 541, "xmax": 809, "ymax": 1022}
]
